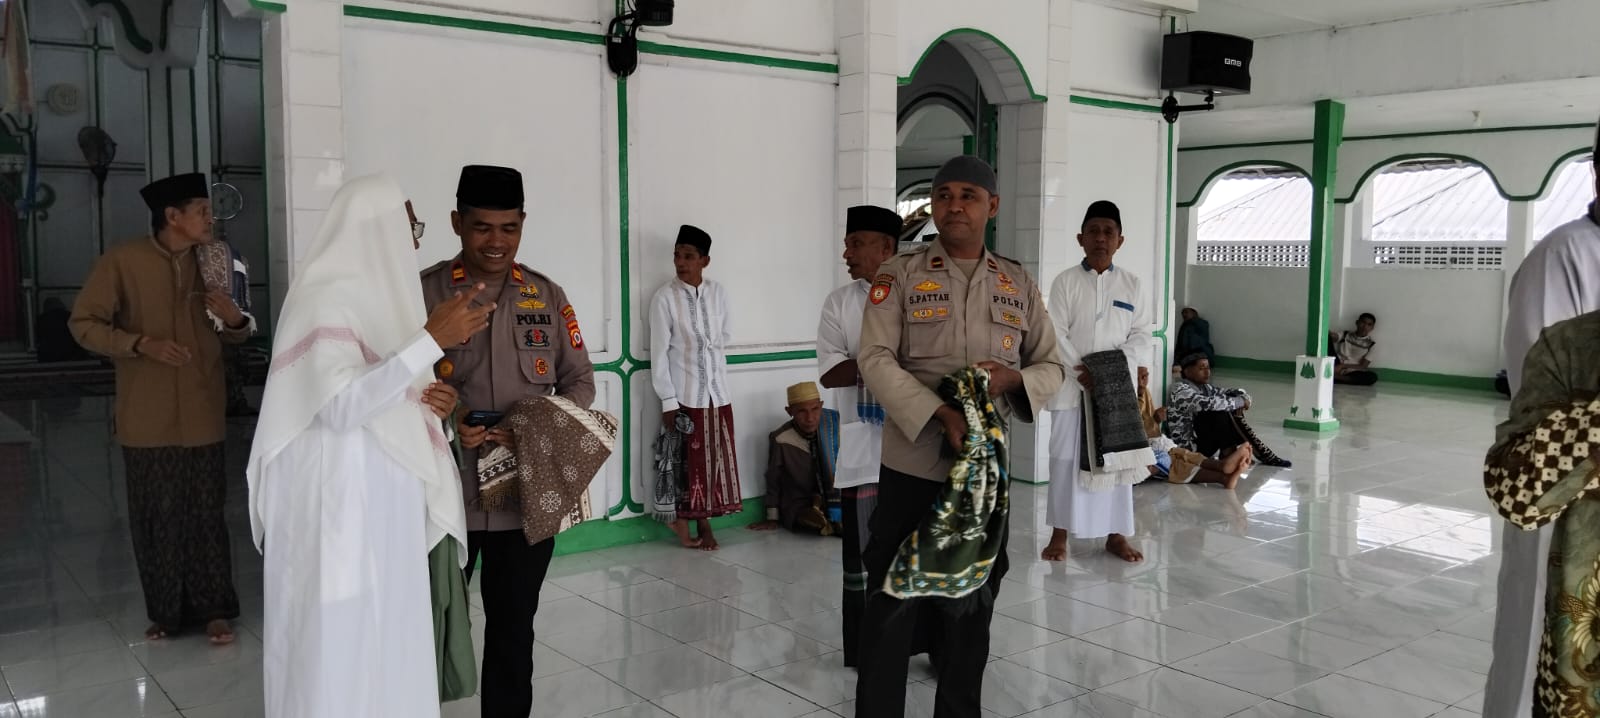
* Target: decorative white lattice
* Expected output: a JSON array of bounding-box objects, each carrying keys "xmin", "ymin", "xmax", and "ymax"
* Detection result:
[
  {"xmin": 1371, "ymin": 243, "xmax": 1504, "ymax": 270},
  {"xmin": 1195, "ymin": 241, "xmax": 1309, "ymax": 268}
]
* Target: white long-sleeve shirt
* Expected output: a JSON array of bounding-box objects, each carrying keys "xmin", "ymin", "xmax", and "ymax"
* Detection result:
[
  {"xmin": 1044, "ymin": 261, "xmax": 1156, "ymax": 411},
  {"xmin": 1504, "ymin": 208, "xmax": 1600, "ymax": 394},
  {"xmin": 816, "ymin": 279, "xmax": 868, "ymax": 417},
  {"xmin": 649, "ymin": 278, "xmax": 733, "ymax": 411}
]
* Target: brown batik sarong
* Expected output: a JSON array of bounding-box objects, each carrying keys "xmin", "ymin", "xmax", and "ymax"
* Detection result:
[{"xmin": 121, "ymin": 443, "xmax": 240, "ymax": 630}]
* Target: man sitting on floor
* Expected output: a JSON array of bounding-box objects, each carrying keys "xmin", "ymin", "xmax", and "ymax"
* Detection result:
[
  {"xmin": 1330, "ymin": 313, "xmax": 1379, "ymax": 386},
  {"xmin": 1168, "ymin": 353, "xmax": 1292, "ymax": 468},
  {"xmin": 1138, "ymin": 366, "xmax": 1252, "ymax": 487},
  {"xmin": 749, "ymin": 382, "xmax": 843, "ymax": 535}
]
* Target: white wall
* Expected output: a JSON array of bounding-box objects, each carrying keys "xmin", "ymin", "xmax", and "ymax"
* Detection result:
[
  {"xmin": 1186, "ymin": 266, "xmax": 1307, "ymax": 363},
  {"xmin": 1340, "ymin": 269, "xmax": 1503, "ymax": 377},
  {"xmin": 1055, "ymin": 106, "xmax": 1171, "ymax": 366},
  {"xmin": 1068, "ymin": 1, "xmax": 1163, "ymax": 100},
  {"xmin": 342, "ymin": 22, "xmax": 616, "ymax": 355},
  {"xmin": 898, "ymin": 0, "xmax": 1049, "ymax": 92}
]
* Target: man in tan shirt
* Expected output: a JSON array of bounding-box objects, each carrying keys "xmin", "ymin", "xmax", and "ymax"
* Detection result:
[
  {"xmin": 70, "ymin": 173, "xmax": 252, "ymax": 644},
  {"xmin": 855, "ymin": 156, "xmax": 1065, "ymax": 717},
  {"xmin": 421, "ymin": 165, "xmax": 595, "ymax": 718}
]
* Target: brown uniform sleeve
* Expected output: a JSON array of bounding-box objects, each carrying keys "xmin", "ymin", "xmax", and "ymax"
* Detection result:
[
  {"xmin": 858, "ymin": 259, "xmax": 944, "ymax": 443},
  {"xmin": 219, "ymin": 316, "xmax": 252, "ymax": 345},
  {"xmin": 69, "ymin": 252, "xmax": 142, "ymax": 359},
  {"xmin": 1012, "ymin": 273, "xmax": 1066, "ymax": 423},
  {"xmin": 550, "ymin": 283, "xmax": 596, "ymax": 410}
]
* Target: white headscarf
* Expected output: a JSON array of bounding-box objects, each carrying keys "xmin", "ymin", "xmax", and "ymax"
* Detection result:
[{"xmin": 246, "ymin": 174, "xmax": 467, "ymax": 565}]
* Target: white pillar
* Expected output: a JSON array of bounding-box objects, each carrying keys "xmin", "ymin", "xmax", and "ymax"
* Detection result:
[
  {"xmin": 1014, "ymin": 0, "xmax": 1073, "ymax": 488},
  {"xmin": 262, "ymin": 0, "xmax": 344, "ymax": 317},
  {"xmin": 835, "ymin": 0, "xmax": 898, "ymax": 228},
  {"xmin": 1499, "ymin": 200, "xmax": 1536, "ymax": 365}
]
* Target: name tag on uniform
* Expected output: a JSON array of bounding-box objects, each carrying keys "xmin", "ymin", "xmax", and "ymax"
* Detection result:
[{"xmin": 1113, "ymin": 300, "xmax": 1135, "ymax": 312}]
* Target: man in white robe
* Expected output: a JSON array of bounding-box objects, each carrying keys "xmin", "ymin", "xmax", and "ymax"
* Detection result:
[
  {"xmin": 815, "ymin": 204, "xmax": 900, "ymax": 667},
  {"xmin": 1042, "ymin": 200, "xmax": 1154, "ymax": 563},
  {"xmin": 247, "ymin": 175, "xmax": 492, "ymax": 718},
  {"xmin": 1484, "ymin": 125, "xmax": 1600, "ymax": 718}
]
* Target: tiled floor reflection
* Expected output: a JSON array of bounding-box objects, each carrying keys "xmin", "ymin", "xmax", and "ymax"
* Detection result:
[{"xmin": 0, "ymin": 372, "xmax": 1503, "ymax": 717}]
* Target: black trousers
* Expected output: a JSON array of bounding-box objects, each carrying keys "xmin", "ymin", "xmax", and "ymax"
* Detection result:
[
  {"xmin": 855, "ymin": 466, "xmax": 1006, "ymax": 718},
  {"xmin": 1334, "ymin": 370, "xmax": 1379, "ymax": 386},
  {"xmin": 464, "ymin": 530, "xmax": 556, "ymax": 718},
  {"xmin": 1193, "ymin": 409, "xmax": 1288, "ymax": 464},
  {"xmin": 841, "ymin": 484, "xmax": 878, "ymax": 668}
]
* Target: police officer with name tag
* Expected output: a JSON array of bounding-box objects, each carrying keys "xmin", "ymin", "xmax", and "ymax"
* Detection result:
[{"xmin": 420, "ymin": 164, "xmax": 596, "ymax": 718}]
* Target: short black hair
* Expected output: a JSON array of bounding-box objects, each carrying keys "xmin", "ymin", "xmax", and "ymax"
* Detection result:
[
  {"xmin": 150, "ymin": 198, "xmax": 204, "ymax": 233},
  {"xmin": 1358, "ymin": 312, "xmax": 1377, "ymax": 324}
]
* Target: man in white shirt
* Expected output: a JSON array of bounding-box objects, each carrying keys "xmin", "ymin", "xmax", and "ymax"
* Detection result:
[
  {"xmin": 649, "ymin": 225, "xmax": 742, "ymax": 550},
  {"xmin": 1483, "ymin": 122, "xmax": 1600, "ymax": 718},
  {"xmin": 815, "ymin": 204, "xmax": 900, "ymax": 668},
  {"xmin": 1042, "ymin": 201, "xmax": 1155, "ymax": 563}
]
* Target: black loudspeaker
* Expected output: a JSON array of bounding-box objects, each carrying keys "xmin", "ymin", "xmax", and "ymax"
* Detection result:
[{"xmin": 1161, "ymin": 31, "xmax": 1253, "ymax": 96}]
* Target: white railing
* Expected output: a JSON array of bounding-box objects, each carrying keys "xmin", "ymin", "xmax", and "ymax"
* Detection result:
[
  {"xmin": 1370, "ymin": 242, "xmax": 1504, "ymax": 270},
  {"xmin": 1195, "ymin": 240, "xmax": 1309, "ymax": 268}
]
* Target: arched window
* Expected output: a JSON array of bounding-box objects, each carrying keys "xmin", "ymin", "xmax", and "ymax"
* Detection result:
[
  {"xmin": 1533, "ymin": 155, "xmax": 1594, "ymax": 239},
  {"xmin": 1366, "ymin": 159, "xmax": 1504, "ymax": 269},
  {"xmin": 1194, "ymin": 167, "xmax": 1311, "ymax": 267}
]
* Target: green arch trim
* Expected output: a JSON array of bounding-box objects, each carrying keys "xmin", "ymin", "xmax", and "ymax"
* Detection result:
[
  {"xmin": 897, "ymin": 28, "xmax": 1045, "ymax": 103},
  {"xmin": 1512, "ymin": 146, "xmax": 1593, "ymax": 203},
  {"xmin": 1176, "ymin": 160, "xmax": 1310, "ymax": 208},
  {"xmin": 1336, "ymin": 152, "xmax": 1510, "ymax": 204},
  {"xmin": 1337, "ymin": 148, "xmax": 1593, "ymax": 203}
]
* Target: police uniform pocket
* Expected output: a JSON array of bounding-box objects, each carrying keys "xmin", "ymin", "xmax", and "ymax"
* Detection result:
[
  {"xmin": 515, "ymin": 324, "xmax": 557, "ymax": 386},
  {"xmin": 905, "ymin": 305, "xmax": 953, "ymax": 358},
  {"xmin": 990, "ymin": 304, "xmax": 1024, "ymax": 364}
]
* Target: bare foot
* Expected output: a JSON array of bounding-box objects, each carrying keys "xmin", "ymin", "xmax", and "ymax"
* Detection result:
[
  {"xmin": 1222, "ymin": 445, "xmax": 1251, "ymax": 490},
  {"xmin": 1041, "ymin": 528, "xmax": 1069, "ymax": 561},
  {"xmin": 1106, "ymin": 534, "xmax": 1143, "ymax": 563},
  {"xmin": 669, "ymin": 519, "xmax": 703, "ymax": 549},
  {"xmin": 145, "ymin": 624, "xmax": 170, "ymax": 641},
  {"xmin": 205, "ymin": 619, "xmax": 235, "ymax": 645},
  {"xmin": 697, "ymin": 519, "xmax": 720, "ymax": 551}
]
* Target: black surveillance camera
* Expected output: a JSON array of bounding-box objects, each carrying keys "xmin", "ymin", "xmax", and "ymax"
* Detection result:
[
  {"xmin": 635, "ymin": 0, "xmax": 674, "ymax": 27},
  {"xmin": 607, "ymin": 0, "xmax": 674, "ymax": 77}
]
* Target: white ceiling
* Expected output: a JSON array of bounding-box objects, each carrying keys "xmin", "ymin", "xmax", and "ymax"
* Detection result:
[
  {"xmin": 1179, "ymin": 77, "xmax": 1600, "ymax": 146},
  {"xmin": 1185, "ymin": 0, "xmax": 1539, "ymax": 39}
]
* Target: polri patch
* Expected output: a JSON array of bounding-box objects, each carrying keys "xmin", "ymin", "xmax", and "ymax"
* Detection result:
[{"xmin": 524, "ymin": 329, "xmax": 550, "ymax": 348}]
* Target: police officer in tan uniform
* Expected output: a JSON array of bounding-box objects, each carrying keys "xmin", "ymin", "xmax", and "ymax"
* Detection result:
[
  {"xmin": 855, "ymin": 156, "xmax": 1065, "ymax": 717},
  {"xmin": 420, "ymin": 165, "xmax": 595, "ymax": 718}
]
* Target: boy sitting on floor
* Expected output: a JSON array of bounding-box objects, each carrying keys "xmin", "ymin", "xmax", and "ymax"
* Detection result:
[{"xmin": 1137, "ymin": 367, "xmax": 1252, "ymax": 488}]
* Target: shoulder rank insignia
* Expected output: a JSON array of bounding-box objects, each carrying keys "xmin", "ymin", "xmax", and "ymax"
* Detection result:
[
  {"xmin": 517, "ymin": 298, "xmax": 547, "ymax": 310},
  {"xmin": 986, "ymin": 257, "xmax": 999, "ymax": 272},
  {"xmin": 929, "ymin": 256, "xmax": 945, "ymax": 270},
  {"xmin": 449, "ymin": 260, "xmax": 468, "ymax": 286},
  {"xmin": 913, "ymin": 280, "xmax": 943, "ymax": 292},
  {"xmin": 870, "ymin": 273, "xmax": 894, "ymax": 305},
  {"xmin": 562, "ymin": 305, "xmax": 584, "ymax": 349},
  {"xmin": 510, "ymin": 265, "xmax": 526, "ymax": 286}
]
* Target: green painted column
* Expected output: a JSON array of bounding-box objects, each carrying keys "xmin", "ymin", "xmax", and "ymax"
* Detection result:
[
  {"xmin": 1284, "ymin": 98, "xmax": 1343, "ymax": 435},
  {"xmin": 1305, "ymin": 99, "xmax": 1344, "ymax": 355}
]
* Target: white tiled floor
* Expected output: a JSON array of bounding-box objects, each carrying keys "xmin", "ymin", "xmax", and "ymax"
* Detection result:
[{"xmin": 0, "ymin": 371, "xmax": 1506, "ymax": 717}]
